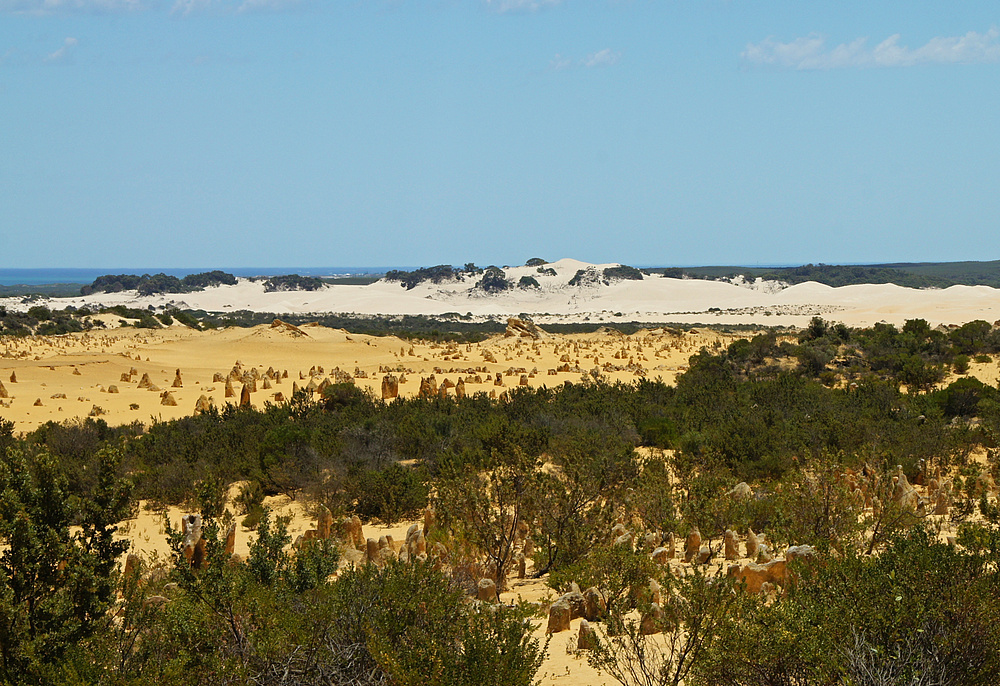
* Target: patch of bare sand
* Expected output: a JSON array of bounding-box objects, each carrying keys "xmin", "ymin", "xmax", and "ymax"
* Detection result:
[{"xmin": 0, "ymin": 324, "xmax": 745, "ymax": 434}]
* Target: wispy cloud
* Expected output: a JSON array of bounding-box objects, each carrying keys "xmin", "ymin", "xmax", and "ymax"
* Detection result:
[
  {"xmin": 742, "ymin": 28, "xmax": 1000, "ymax": 70},
  {"xmin": 484, "ymin": 0, "xmax": 563, "ymax": 14},
  {"xmin": 0, "ymin": 0, "xmax": 143, "ymax": 14},
  {"xmin": 551, "ymin": 47, "xmax": 620, "ymax": 71},
  {"xmin": 583, "ymin": 47, "xmax": 619, "ymax": 68},
  {"xmin": 171, "ymin": 0, "xmax": 300, "ymax": 15},
  {"xmin": 45, "ymin": 36, "xmax": 77, "ymax": 63}
]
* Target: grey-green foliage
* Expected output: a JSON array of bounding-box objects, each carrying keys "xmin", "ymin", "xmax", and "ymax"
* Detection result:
[
  {"xmin": 0, "ymin": 445, "xmax": 133, "ymax": 684},
  {"xmin": 588, "ymin": 565, "xmax": 737, "ymax": 686},
  {"xmin": 695, "ymin": 527, "xmax": 1000, "ymax": 686}
]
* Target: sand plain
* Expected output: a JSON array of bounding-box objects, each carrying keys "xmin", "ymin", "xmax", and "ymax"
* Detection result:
[{"xmin": 0, "ymin": 320, "xmax": 740, "ymax": 435}]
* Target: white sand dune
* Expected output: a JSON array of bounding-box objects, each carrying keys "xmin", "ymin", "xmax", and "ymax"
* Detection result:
[{"xmin": 4, "ymin": 258, "xmax": 1000, "ymax": 328}]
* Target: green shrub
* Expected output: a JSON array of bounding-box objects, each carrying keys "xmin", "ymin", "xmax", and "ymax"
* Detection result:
[
  {"xmin": 954, "ymin": 353, "xmax": 971, "ymax": 374},
  {"xmin": 350, "ymin": 462, "xmax": 428, "ymax": 523}
]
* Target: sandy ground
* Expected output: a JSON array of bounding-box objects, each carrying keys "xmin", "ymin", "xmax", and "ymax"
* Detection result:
[
  {"xmin": 6, "ymin": 258, "xmax": 1000, "ymax": 328},
  {"xmin": 0, "ymin": 321, "xmax": 741, "ymax": 434}
]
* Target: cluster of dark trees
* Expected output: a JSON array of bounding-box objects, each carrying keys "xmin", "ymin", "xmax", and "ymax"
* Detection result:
[
  {"xmin": 384, "ymin": 265, "xmax": 468, "ymax": 289},
  {"xmin": 567, "ymin": 265, "xmax": 644, "ymax": 287},
  {"xmin": 261, "ymin": 274, "xmax": 326, "ymax": 292},
  {"xmin": 81, "ymin": 271, "xmax": 237, "ymax": 296},
  {"xmin": 0, "ymin": 304, "xmax": 89, "ymax": 336}
]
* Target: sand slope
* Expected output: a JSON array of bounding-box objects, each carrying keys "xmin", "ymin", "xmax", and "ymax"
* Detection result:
[{"xmin": 5, "ymin": 258, "xmax": 1000, "ymax": 328}]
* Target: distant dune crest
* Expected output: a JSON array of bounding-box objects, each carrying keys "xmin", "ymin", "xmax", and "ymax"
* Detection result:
[{"xmin": 3, "ymin": 258, "xmax": 1000, "ymax": 329}]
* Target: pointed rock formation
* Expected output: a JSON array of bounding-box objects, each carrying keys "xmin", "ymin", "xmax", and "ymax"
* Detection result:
[
  {"xmin": 382, "ymin": 374, "xmax": 399, "ymax": 400},
  {"xmin": 725, "ymin": 529, "xmax": 739, "ymax": 560},
  {"xmin": 225, "ymin": 378, "xmax": 235, "ymax": 398},
  {"xmin": 172, "ymin": 369, "xmax": 183, "ymax": 387},
  {"xmin": 240, "ymin": 385, "xmax": 251, "ymax": 407},
  {"xmin": 746, "ymin": 528, "xmax": 759, "ymax": 559},
  {"xmin": 684, "ymin": 527, "xmax": 702, "ymax": 563},
  {"xmin": 137, "ymin": 372, "xmax": 152, "ymax": 389},
  {"xmin": 194, "ymin": 395, "xmax": 212, "ymax": 415},
  {"xmin": 160, "ymin": 391, "xmax": 177, "ymax": 406}
]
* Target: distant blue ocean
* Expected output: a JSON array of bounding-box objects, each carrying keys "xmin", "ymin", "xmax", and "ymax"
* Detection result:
[{"xmin": 0, "ymin": 267, "xmax": 405, "ymax": 287}]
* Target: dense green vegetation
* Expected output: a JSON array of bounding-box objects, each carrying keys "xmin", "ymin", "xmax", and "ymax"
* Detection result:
[
  {"xmin": 81, "ymin": 271, "xmax": 236, "ymax": 296},
  {"xmin": 0, "ymin": 283, "xmax": 87, "ymax": 298},
  {"xmin": 602, "ymin": 265, "xmax": 644, "ymax": 282},
  {"xmin": 384, "ymin": 265, "xmax": 467, "ymax": 289},
  {"xmin": 0, "ymin": 305, "xmax": 91, "ymax": 336},
  {"xmin": 645, "ymin": 259, "xmax": 1000, "ymax": 289},
  {"xmin": 261, "ymin": 274, "xmax": 326, "ymax": 292},
  {"xmin": 475, "ymin": 266, "xmax": 511, "ymax": 293}
]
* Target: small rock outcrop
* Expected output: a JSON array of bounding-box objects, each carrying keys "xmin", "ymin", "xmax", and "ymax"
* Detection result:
[
  {"xmin": 725, "ymin": 529, "xmax": 739, "ymax": 560},
  {"xmin": 684, "ymin": 528, "xmax": 701, "ymax": 563},
  {"xmin": 194, "ymin": 395, "xmax": 212, "ymax": 415},
  {"xmin": 746, "ymin": 528, "xmax": 760, "ymax": 559},
  {"xmin": 381, "ymin": 374, "xmax": 399, "ymax": 400},
  {"xmin": 477, "ymin": 578, "xmax": 497, "ymax": 602},
  {"xmin": 547, "ymin": 597, "xmax": 572, "ymax": 634},
  {"xmin": 505, "ymin": 317, "xmax": 546, "ymax": 339}
]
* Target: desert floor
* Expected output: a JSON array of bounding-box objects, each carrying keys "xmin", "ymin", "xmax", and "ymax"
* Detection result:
[
  {"xmin": 1, "ymin": 321, "xmax": 991, "ymax": 686},
  {"xmin": 0, "ymin": 319, "xmax": 748, "ymax": 435}
]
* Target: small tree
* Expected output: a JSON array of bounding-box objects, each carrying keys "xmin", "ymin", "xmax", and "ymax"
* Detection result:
[
  {"xmin": 589, "ymin": 566, "xmax": 737, "ymax": 686},
  {"xmin": 0, "ymin": 445, "xmax": 133, "ymax": 683},
  {"xmin": 438, "ymin": 448, "xmax": 538, "ymax": 599}
]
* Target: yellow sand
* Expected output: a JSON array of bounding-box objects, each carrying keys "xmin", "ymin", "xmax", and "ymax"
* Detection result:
[{"xmin": 0, "ymin": 322, "xmax": 743, "ymax": 434}]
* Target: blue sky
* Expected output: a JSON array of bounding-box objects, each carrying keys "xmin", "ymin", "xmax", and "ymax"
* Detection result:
[{"xmin": 2, "ymin": 1, "xmax": 999, "ymax": 269}]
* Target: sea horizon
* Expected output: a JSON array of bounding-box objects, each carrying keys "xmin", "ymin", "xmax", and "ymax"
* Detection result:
[{"xmin": 0, "ymin": 267, "xmax": 407, "ymax": 287}]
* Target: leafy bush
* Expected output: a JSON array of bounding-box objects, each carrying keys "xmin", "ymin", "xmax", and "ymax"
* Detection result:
[
  {"xmin": 262, "ymin": 274, "xmax": 326, "ymax": 292},
  {"xmin": 350, "ymin": 462, "xmax": 428, "ymax": 523},
  {"xmin": 602, "ymin": 265, "xmax": 644, "ymax": 282},
  {"xmin": 384, "ymin": 265, "xmax": 461, "ymax": 290},
  {"xmin": 697, "ymin": 528, "xmax": 1000, "ymax": 685},
  {"xmin": 475, "ymin": 267, "xmax": 511, "ymax": 293}
]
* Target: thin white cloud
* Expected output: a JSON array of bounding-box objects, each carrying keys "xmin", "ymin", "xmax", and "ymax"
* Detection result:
[
  {"xmin": 0, "ymin": 0, "xmax": 142, "ymax": 14},
  {"xmin": 484, "ymin": 0, "xmax": 563, "ymax": 14},
  {"xmin": 743, "ymin": 28, "xmax": 1000, "ymax": 70},
  {"xmin": 549, "ymin": 53, "xmax": 572, "ymax": 71},
  {"xmin": 237, "ymin": 0, "xmax": 298, "ymax": 11},
  {"xmin": 171, "ymin": 0, "xmax": 300, "ymax": 15},
  {"xmin": 551, "ymin": 47, "xmax": 620, "ymax": 71},
  {"xmin": 583, "ymin": 47, "xmax": 619, "ymax": 68},
  {"xmin": 44, "ymin": 36, "xmax": 77, "ymax": 63}
]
